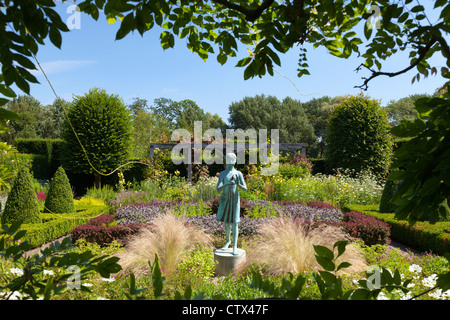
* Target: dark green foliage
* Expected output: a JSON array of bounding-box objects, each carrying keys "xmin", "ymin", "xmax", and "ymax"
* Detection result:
[
  {"xmin": 325, "ymin": 94, "xmax": 393, "ymax": 178},
  {"xmin": 1, "ymin": 167, "xmax": 41, "ymax": 224},
  {"xmin": 379, "ymin": 179, "xmax": 398, "ymax": 213},
  {"xmin": 62, "ymin": 88, "xmax": 133, "ymax": 187},
  {"xmin": 14, "ymin": 138, "xmax": 66, "ymax": 179},
  {"xmin": 388, "ymin": 91, "xmax": 450, "ymax": 225},
  {"xmin": 228, "ymin": 95, "xmax": 317, "ymax": 148},
  {"xmin": 44, "ymin": 166, "xmax": 75, "ymax": 214}
]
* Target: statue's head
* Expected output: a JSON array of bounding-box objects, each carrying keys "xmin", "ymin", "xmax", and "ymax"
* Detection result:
[{"xmin": 225, "ymin": 152, "xmax": 237, "ymax": 165}]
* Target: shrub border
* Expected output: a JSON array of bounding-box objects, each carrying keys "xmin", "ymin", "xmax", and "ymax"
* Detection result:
[
  {"xmin": 343, "ymin": 204, "xmax": 450, "ymax": 256},
  {"xmin": 19, "ymin": 199, "xmax": 109, "ymax": 249}
]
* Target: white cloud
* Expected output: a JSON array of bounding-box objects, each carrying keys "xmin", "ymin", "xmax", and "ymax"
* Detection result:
[{"xmin": 31, "ymin": 59, "xmax": 96, "ymax": 75}]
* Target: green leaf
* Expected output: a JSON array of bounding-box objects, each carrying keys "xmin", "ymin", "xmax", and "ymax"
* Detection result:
[
  {"xmin": 217, "ymin": 53, "xmax": 227, "ymax": 65},
  {"xmin": 43, "ymin": 277, "xmax": 54, "ymax": 300},
  {"xmin": 333, "ymin": 240, "xmax": 348, "ymax": 259},
  {"xmin": 314, "ymin": 245, "xmax": 334, "ymax": 260},
  {"xmin": 315, "ymin": 256, "xmax": 335, "ymax": 271},
  {"xmin": 150, "ymin": 254, "xmax": 166, "ymax": 298},
  {"xmin": 337, "ymin": 262, "xmax": 351, "ymax": 271},
  {"xmin": 0, "ymin": 84, "xmax": 17, "ymax": 98},
  {"xmin": 49, "ymin": 28, "xmax": 62, "ymax": 49}
]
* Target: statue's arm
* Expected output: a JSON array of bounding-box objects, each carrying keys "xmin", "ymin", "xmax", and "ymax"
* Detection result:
[
  {"xmin": 216, "ymin": 173, "xmax": 229, "ymax": 192},
  {"xmin": 238, "ymin": 172, "xmax": 248, "ymax": 191}
]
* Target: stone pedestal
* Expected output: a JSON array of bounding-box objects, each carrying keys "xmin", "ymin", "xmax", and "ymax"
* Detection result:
[{"xmin": 213, "ymin": 248, "xmax": 246, "ymax": 276}]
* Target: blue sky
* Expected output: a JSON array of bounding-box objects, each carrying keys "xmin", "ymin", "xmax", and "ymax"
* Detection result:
[{"xmin": 27, "ymin": 1, "xmax": 448, "ymax": 124}]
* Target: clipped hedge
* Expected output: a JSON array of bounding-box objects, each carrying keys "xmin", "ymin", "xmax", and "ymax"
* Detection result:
[
  {"xmin": 343, "ymin": 204, "xmax": 450, "ymax": 256},
  {"xmin": 14, "ymin": 138, "xmax": 65, "ymax": 179},
  {"xmin": 19, "ymin": 198, "xmax": 108, "ymax": 249}
]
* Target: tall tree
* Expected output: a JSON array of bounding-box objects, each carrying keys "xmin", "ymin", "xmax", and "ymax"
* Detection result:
[
  {"xmin": 2, "ymin": 95, "xmax": 45, "ymax": 143},
  {"xmin": 384, "ymin": 93, "xmax": 431, "ymax": 127},
  {"xmin": 228, "ymin": 94, "xmax": 316, "ymax": 150}
]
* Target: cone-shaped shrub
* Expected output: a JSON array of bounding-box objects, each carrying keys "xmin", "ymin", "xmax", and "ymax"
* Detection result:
[
  {"xmin": 1, "ymin": 168, "xmax": 41, "ymax": 224},
  {"xmin": 44, "ymin": 166, "xmax": 75, "ymax": 213}
]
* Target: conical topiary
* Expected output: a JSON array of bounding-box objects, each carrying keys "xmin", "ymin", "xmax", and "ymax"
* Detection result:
[
  {"xmin": 1, "ymin": 167, "xmax": 41, "ymax": 224},
  {"xmin": 44, "ymin": 166, "xmax": 75, "ymax": 213}
]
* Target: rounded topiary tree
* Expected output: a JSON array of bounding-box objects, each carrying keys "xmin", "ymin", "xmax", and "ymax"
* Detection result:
[
  {"xmin": 62, "ymin": 88, "xmax": 133, "ymax": 188},
  {"xmin": 1, "ymin": 167, "xmax": 41, "ymax": 224},
  {"xmin": 44, "ymin": 166, "xmax": 75, "ymax": 213},
  {"xmin": 325, "ymin": 94, "xmax": 393, "ymax": 178}
]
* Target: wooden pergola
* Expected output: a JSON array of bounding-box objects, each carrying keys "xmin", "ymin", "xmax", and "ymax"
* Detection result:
[{"xmin": 149, "ymin": 142, "xmax": 306, "ymax": 182}]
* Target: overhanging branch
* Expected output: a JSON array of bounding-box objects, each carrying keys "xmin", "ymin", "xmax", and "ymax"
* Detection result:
[
  {"xmin": 210, "ymin": 0, "xmax": 275, "ymax": 22},
  {"xmin": 355, "ymin": 37, "xmax": 438, "ymax": 90}
]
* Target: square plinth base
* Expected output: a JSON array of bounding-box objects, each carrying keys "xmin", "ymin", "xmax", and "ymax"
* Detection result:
[{"xmin": 213, "ymin": 248, "xmax": 246, "ymax": 277}]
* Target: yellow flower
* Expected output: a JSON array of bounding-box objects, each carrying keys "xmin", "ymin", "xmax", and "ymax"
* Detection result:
[{"xmin": 174, "ymin": 170, "xmax": 180, "ymax": 176}]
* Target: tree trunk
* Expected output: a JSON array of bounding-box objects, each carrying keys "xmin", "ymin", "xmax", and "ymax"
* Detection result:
[{"xmin": 94, "ymin": 174, "xmax": 101, "ymax": 189}]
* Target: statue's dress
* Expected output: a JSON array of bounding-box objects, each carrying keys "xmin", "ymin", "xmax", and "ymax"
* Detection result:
[{"xmin": 216, "ymin": 169, "xmax": 243, "ymax": 224}]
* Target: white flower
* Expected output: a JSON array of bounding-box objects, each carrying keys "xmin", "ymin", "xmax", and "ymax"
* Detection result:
[
  {"xmin": 407, "ymin": 282, "xmax": 415, "ymax": 289},
  {"xmin": 429, "ymin": 289, "xmax": 443, "ymax": 300},
  {"xmin": 9, "ymin": 268, "xmax": 24, "ymax": 276},
  {"xmin": 408, "ymin": 264, "xmax": 422, "ymax": 274},
  {"xmin": 97, "ymin": 297, "xmax": 109, "ymax": 300},
  {"xmin": 399, "ymin": 291, "xmax": 413, "ymax": 300},
  {"xmin": 422, "ymin": 274, "xmax": 438, "ymax": 288},
  {"xmin": 376, "ymin": 292, "xmax": 390, "ymax": 300},
  {"xmin": 101, "ymin": 277, "xmax": 115, "ymax": 282},
  {"xmin": 0, "ymin": 291, "xmax": 23, "ymax": 300},
  {"xmin": 43, "ymin": 270, "xmax": 54, "ymax": 276},
  {"xmin": 442, "ymin": 290, "xmax": 450, "ymax": 299},
  {"xmin": 83, "ymin": 283, "xmax": 93, "ymax": 287}
]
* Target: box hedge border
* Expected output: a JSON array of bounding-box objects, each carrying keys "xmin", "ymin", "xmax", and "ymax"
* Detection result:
[
  {"xmin": 19, "ymin": 198, "xmax": 109, "ymax": 249},
  {"xmin": 343, "ymin": 204, "xmax": 450, "ymax": 256}
]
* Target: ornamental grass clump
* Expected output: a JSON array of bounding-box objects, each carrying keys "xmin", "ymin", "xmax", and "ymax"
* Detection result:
[
  {"xmin": 244, "ymin": 218, "xmax": 367, "ymax": 276},
  {"xmin": 116, "ymin": 213, "xmax": 212, "ymax": 277}
]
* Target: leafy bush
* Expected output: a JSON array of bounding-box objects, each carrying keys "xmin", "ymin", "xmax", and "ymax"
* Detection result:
[
  {"xmin": 175, "ymin": 246, "xmax": 217, "ymax": 287},
  {"xmin": 44, "ymin": 166, "xmax": 75, "ymax": 213},
  {"xmin": 1, "ymin": 167, "xmax": 41, "ymax": 224},
  {"xmin": 85, "ymin": 184, "xmax": 117, "ymax": 203},
  {"xmin": 325, "ymin": 94, "xmax": 393, "ymax": 178},
  {"xmin": 278, "ymin": 163, "xmax": 310, "ymax": 179},
  {"xmin": 379, "ymin": 179, "xmax": 398, "ymax": 213},
  {"xmin": 70, "ymin": 213, "xmax": 142, "ymax": 246},
  {"xmin": 342, "ymin": 211, "xmax": 391, "ymax": 246}
]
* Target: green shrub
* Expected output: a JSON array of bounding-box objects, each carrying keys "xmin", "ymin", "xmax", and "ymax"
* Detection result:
[
  {"xmin": 278, "ymin": 163, "xmax": 310, "ymax": 179},
  {"xmin": 325, "ymin": 94, "xmax": 393, "ymax": 178},
  {"xmin": 1, "ymin": 167, "xmax": 41, "ymax": 224},
  {"xmin": 44, "ymin": 166, "xmax": 75, "ymax": 213}
]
